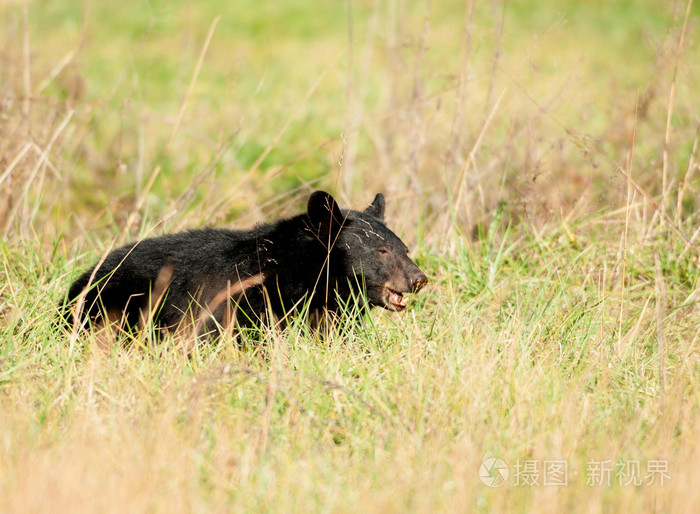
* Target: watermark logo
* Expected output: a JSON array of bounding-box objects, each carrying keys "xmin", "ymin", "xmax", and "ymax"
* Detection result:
[
  {"xmin": 478, "ymin": 457, "xmax": 669, "ymax": 487},
  {"xmin": 479, "ymin": 458, "xmax": 509, "ymax": 487}
]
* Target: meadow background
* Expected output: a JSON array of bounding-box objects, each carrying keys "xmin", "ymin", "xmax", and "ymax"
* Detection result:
[{"xmin": 1, "ymin": 0, "xmax": 699, "ymax": 511}]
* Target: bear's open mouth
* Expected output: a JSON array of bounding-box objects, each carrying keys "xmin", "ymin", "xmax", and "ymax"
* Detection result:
[{"xmin": 384, "ymin": 286, "xmax": 408, "ymax": 310}]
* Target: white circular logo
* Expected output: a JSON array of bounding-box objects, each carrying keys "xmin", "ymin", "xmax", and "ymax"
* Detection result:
[{"xmin": 479, "ymin": 458, "xmax": 509, "ymax": 487}]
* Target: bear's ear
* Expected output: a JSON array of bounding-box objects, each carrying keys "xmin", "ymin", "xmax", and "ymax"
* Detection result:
[
  {"xmin": 364, "ymin": 193, "xmax": 385, "ymax": 221},
  {"xmin": 307, "ymin": 191, "xmax": 345, "ymax": 243}
]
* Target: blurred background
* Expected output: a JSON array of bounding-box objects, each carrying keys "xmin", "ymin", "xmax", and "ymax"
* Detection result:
[
  {"xmin": 1, "ymin": 0, "xmax": 698, "ymax": 245},
  {"xmin": 1, "ymin": 4, "xmax": 699, "ymax": 512}
]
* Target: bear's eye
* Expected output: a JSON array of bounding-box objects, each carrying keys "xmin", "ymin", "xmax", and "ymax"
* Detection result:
[{"xmin": 377, "ymin": 248, "xmax": 389, "ymax": 256}]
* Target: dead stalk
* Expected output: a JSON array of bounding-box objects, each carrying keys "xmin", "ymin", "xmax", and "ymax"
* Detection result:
[
  {"xmin": 123, "ymin": 16, "xmax": 222, "ymax": 237},
  {"xmin": 618, "ymin": 91, "xmax": 639, "ymax": 351},
  {"xmin": 21, "ymin": 3, "xmax": 31, "ymax": 138},
  {"xmin": 675, "ymin": 122, "xmax": 699, "ymax": 226},
  {"xmin": 661, "ymin": 0, "xmax": 694, "ymax": 216},
  {"xmin": 654, "ymin": 253, "xmax": 667, "ymax": 411}
]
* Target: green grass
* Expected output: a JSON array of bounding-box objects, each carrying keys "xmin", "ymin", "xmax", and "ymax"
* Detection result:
[{"xmin": 1, "ymin": 0, "xmax": 699, "ymax": 512}]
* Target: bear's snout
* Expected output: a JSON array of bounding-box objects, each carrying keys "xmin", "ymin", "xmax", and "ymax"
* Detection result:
[{"xmin": 411, "ymin": 273, "xmax": 428, "ymax": 293}]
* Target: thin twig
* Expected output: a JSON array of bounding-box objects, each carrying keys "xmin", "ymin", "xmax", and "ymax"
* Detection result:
[
  {"xmin": 206, "ymin": 55, "xmax": 339, "ymax": 225},
  {"xmin": 3, "ymin": 110, "xmax": 74, "ymax": 233},
  {"xmin": 484, "ymin": 0, "xmax": 506, "ymax": 120},
  {"xmin": 661, "ymin": 0, "xmax": 694, "ymax": 215},
  {"xmin": 342, "ymin": 0, "xmax": 379, "ymax": 197},
  {"xmin": 453, "ymin": 88, "xmax": 507, "ymax": 217},
  {"xmin": 122, "ymin": 16, "xmax": 221, "ymax": 238},
  {"xmin": 34, "ymin": 49, "xmax": 78, "ymax": 96},
  {"xmin": 675, "ymin": 121, "xmax": 699, "ymax": 226},
  {"xmin": 21, "ymin": 3, "xmax": 31, "ymax": 138},
  {"xmin": 654, "ymin": 253, "xmax": 667, "ymax": 413},
  {"xmin": 618, "ymin": 91, "xmax": 639, "ymax": 351},
  {"xmin": 0, "ymin": 143, "xmax": 32, "ymax": 187}
]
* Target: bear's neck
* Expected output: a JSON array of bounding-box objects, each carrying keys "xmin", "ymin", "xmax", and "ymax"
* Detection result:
[{"xmin": 251, "ymin": 214, "xmax": 347, "ymax": 310}]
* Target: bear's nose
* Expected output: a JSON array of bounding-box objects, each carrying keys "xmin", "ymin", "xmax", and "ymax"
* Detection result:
[{"xmin": 411, "ymin": 273, "xmax": 428, "ymax": 293}]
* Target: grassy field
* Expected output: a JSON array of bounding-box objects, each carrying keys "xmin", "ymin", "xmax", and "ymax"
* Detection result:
[{"xmin": 1, "ymin": 0, "xmax": 699, "ymax": 512}]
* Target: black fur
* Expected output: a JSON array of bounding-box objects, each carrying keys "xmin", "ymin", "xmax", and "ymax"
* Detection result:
[{"xmin": 64, "ymin": 191, "xmax": 427, "ymax": 336}]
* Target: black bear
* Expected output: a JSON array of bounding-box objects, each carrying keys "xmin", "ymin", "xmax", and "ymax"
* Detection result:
[{"xmin": 64, "ymin": 191, "xmax": 427, "ymax": 337}]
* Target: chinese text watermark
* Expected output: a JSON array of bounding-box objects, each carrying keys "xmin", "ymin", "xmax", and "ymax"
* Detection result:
[{"xmin": 479, "ymin": 457, "xmax": 669, "ymax": 487}]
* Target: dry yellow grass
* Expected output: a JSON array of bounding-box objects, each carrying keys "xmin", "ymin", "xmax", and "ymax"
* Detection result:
[{"xmin": 1, "ymin": 0, "xmax": 698, "ymax": 512}]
